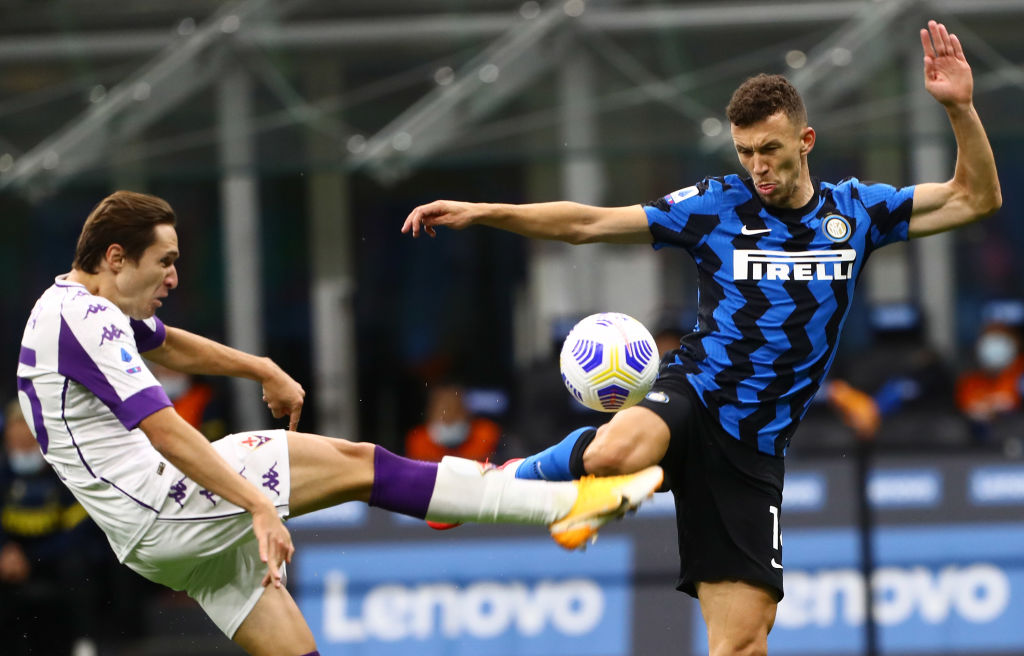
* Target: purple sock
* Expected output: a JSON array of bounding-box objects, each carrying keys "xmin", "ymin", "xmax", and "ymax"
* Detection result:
[
  {"xmin": 368, "ymin": 446, "xmax": 439, "ymax": 518},
  {"xmin": 298, "ymin": 652, "xmax": 320, "ymax": 656}
]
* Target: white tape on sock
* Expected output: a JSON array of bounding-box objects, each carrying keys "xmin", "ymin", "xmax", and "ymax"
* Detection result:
[{"xmin": 425, "ymin": 456, "xmax": 576, "ymax": 525}]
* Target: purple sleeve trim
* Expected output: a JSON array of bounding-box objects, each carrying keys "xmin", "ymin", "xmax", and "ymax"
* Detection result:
[
  {"xmin": 114, "ymin": 386, "xmax": 173, "ymax": 430},
  {"xmin": 59, "ymin": 316, "xmax": 124, "ymax": 410},
  {"xmin": 131, "ymin": 317, "xmax": 166, "ymax": 353},
  {"xmin": 19, "ymin": 346, "xmax": 36, "ymax": 367},
  {"xmin": 58, "ymin": 316, "xmax": 172, "ymax": 429}
]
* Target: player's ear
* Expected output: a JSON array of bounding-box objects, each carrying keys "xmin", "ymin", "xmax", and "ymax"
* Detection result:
[
  {"xmin": 799, "ymin": 127, "xmax": 815, "ymax": 156},
  {"xmin": 105, "ymin": 244, "xmax": 126, "ymax": 272}
]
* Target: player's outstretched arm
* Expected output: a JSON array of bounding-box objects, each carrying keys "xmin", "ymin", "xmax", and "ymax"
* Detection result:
[
  {"xmin": 908, "ymin": 20, "xmax": 1002, "ymax": 238},
  {"xmin": 144, "ymin": 326, "xmax": 305, "ymax": 430},
  {"xmin": 402, "ymin": 200, "xmax": 652, "ymax": 245},
  {"xmin": 139, "ymin": 408, "xmax": 293, "ymax": 587}
]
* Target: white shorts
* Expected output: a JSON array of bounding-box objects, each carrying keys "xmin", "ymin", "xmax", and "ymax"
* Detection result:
[{"xmin": 123, "ymin": 430, "xmax": 291, "ymax": 638}]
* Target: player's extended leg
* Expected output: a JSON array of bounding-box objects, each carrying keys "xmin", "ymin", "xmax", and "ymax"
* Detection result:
[
  {"xmin": 232, "ymin": 584, "xmax": 317, "ymax": 656},
  {"xmin": 515, "ymin": 405, "xmax": 671, "ymax": 480},
  {"xmin": 285, "ymin": 432, "xmax": 572, "ymax": 523},
  {"xmin": 696, "ymin": 580, "xmax": 777, "ymax": 656},
  {"xmin": 284, "ymin": 432, "xmax": 663, "ymax": 549},
  {"xmin": 286, "ymin": 432, "xmax": 376, "ymax": 516}
]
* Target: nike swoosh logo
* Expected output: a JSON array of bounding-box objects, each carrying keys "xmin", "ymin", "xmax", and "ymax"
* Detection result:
[
  {"xmin": 741, "ymin": 226, "xmax": 771, "ymax": 236},
  {"xmin": 771, "ymin": 558, "xmax": 783, "ymax": 570}
]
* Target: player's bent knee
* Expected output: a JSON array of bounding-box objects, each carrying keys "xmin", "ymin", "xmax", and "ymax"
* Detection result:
[
  {"xmin": 707, "ymin": 619, "xmax": 770, "ymax": 656},
  {"xmin": 583, "ymin": 425, "xmax": 650, "ymax": 475},
  {"xmin": 709, "ymin": 631, "xmax": 768, "ymax": 656}
]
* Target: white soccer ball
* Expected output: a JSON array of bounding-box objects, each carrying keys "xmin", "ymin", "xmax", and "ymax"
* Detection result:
[{"xmin": 559, "ymin": 312, "xmax": 659, "ymax": 412}]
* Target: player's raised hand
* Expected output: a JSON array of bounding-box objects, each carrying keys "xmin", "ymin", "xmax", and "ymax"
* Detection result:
[
  {"xmin": 252, "ymin": 506, "xmax": 294, "ymax": 588},
  {"xmin": 261, "ymin": 361, "xmax": 305, "ymax": 431},
  {"xmin": 920, "ymin": 20, "xmax": 973, "ymax": 109},
  {"xmin": 401, "ymin": 200, "xmax": 478, "ymax": 238}
]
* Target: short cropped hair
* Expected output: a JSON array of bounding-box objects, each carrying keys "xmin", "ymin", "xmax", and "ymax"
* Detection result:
[
  {"xmin": 72, "ymin": 191, "xmax": 176, "ymax": 273},
  {"xmin": 726, "ymin": 74, "xmax": 807, "ymax": 128}
]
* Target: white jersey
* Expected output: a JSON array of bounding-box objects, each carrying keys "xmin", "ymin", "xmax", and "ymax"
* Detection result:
[{"xmin": 16, "ymin": 276, "xmax": 177, "ymax": 561}]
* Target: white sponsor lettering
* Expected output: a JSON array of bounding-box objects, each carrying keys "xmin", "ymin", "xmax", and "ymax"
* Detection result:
[
  {"xmin": 867, "ymin": 472, "xmax": 941, "ymax": 507},
  {"xmin": 323, "ymin": 572, "xmax": 605, "ymax": 642},
  {"xmin": 971, "ymin": 469, "xmax": 1024, "ymax": 504},
  {"xmin": 781, "ymin": 475, "xmax": 825, "ymax": 511},
  {"xmin": 733, "ymin": 249, "xmax": 856, "ymax": 281},
  {"xmin": 777, "ymin": 564, "xmax": 1010, "ymax": 629}
]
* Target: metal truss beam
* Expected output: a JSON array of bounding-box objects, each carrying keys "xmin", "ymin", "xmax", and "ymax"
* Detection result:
[
  {"xmin": 700, "ymin": 0, "xmax": 919, "ymax": 156},
  {"xmin": 0, "ymin": 0, "xmax": 273, "ymax": 192},
  {"xmin": 347, "ymin": 1, "xmax": 571, "ymax": 183},
  {"xmin": 0, "ymin": 1, "xmax": 1021, "ymax": 62}
]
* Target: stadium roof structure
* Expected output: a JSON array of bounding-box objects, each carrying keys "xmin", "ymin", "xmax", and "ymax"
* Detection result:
[{"xmin": 0, "ymin": 0, "xmax": 1022, "ymax": 193}]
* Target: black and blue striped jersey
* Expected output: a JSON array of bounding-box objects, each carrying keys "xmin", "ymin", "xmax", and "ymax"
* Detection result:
[{"xmin": 643, "ymin": 174, "xmax": 915, "ymax": 456}]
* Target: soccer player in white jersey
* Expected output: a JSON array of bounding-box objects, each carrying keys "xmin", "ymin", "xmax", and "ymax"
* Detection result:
[{"xmin": 15, "ymin": 190, "xmax": 663, "ymax": 656}]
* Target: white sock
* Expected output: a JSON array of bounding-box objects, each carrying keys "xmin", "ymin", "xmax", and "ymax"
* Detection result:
[{"xmin": 425, "ymin": 456, "xmax": 578, "ymax": 525}]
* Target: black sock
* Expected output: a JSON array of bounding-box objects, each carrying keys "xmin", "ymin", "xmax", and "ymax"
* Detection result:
[{"xmin": 568, "ymin": 427, "xmax": 598, "ymax": 478}]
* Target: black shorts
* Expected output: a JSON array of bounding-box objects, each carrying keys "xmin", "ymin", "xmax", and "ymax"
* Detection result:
[{"xmin": 637, "ymin": 367, "xmax": 786, "ymax": 601}]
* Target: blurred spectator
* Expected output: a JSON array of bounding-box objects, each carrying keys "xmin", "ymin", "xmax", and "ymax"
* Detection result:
[
  {"xmin": 1, "ymin": 399, "xmax": 106, "ymax": 656},
  {"xmin": 405, "ymin": 382, "xmax": 501, "ymax": 462},
  {"xmin": 822, "ymin": 379, "xmax": 881, "ymax": 440},
  {"xmin": 955, "ymin": 321, "xmax": 1024, "ymax": 446},
  {"xmin": 149, "ymin": 362, "xmax": 228, "ymax": 440},
  {"xmin": 805, "ymin": 303, "xmax": 964, "ymax": 447}
]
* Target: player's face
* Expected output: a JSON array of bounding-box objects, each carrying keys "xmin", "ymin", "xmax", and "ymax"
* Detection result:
[
  {"xmin": 731, "ymin": 111, "xmax": 814, "ymax": 209},
  {"xmin": 117, "ymin": 223, "xmax": 179, "ymax": 319}
]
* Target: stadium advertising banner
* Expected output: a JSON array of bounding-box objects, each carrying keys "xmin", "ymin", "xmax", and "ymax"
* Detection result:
[
  {"xmin": 292, "ymin": 456, "xmax": 1024, "ymax": 655},
  {"xmin": 750, "ymin": 462, "xmax": 1024, "ymax": 656},
  {"xmin": 294, "ymin": 536, "xmax": 634, "ymax": 656},
  {"xmin": 692, "ymin": 523, "xmax": 1024, "ymax": 655}
]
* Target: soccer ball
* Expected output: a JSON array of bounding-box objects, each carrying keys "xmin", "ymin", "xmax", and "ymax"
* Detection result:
[{"xmin": 559, "ymin": 312, "xmax": 659, "ymax": 412}]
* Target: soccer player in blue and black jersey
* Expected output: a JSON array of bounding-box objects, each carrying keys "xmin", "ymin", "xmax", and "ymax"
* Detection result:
[{"xmin": 403, "ymin": 20, "xmax": 1001, "ymax": 655}]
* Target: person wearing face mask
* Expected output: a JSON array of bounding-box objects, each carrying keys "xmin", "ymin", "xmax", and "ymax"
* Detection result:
[
  {"xmin": 405, "ymin": 382, "xmax": 501, "ymax": 463},
  {"xmin": 0, "ymin": 400, "xmax": 106, "ymax": 656},
  {"xmin": 955, "ymin": 323, "xmax": 1024, "ymax": 435}
]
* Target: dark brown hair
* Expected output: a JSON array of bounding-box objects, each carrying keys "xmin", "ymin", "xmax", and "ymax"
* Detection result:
[
  {"xmin": 72, "ymin": 191, "xmax": 176, "ymax": 273},
  {"xmin": 726, "ymin": 74, "xmax": 807, "ymax": 128}
]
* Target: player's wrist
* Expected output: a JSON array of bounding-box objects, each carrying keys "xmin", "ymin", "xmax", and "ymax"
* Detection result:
[
  {"xmin": 247, "ymin": 497, "xmax": 278, "ymax": 518},
  {"xmin": 943, "ymin": 100, "xmax": 975, "ymax": 118},
  {"xmin": 255, "ymin": 356, "xmax": 285, "ymax": 384}
]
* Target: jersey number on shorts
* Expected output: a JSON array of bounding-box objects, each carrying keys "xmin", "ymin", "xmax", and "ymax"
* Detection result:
[{"xmin": 769, "ymin": 504, "xmax": 783, "ymax": 570}]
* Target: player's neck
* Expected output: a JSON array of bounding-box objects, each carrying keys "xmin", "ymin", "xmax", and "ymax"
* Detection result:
[
  {"xmin": 66, "ymin": 268, "xmax": 104, "ymax": 297},
  {"xmin": 783, "ymin": 174, "xmax": 815, "ymax": 209}
]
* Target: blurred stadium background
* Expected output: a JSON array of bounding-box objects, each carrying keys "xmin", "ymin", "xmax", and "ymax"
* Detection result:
[{"xmin": 2, "ymin": 1, "xmax": 1024, "ymax": 654}]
